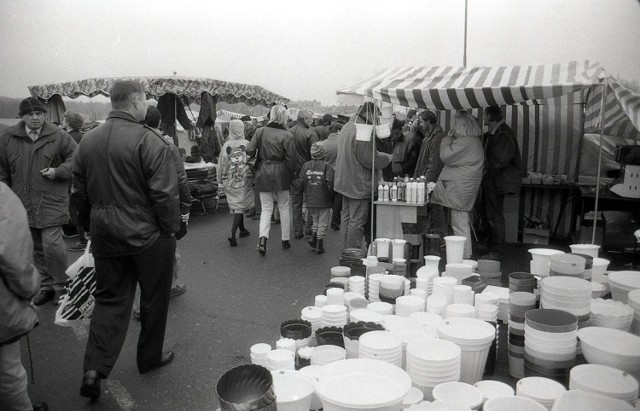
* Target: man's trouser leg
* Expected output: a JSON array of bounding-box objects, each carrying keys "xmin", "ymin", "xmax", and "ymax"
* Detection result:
[
  {"xmin": 344, "ymin": 197, "xmax": 369, "ymax": 249},
  {"xmin": 0, "ymin": 340, "xmax": 32, "ymax": 411},
  {"xmin": 291, "ymin": 191, "xmax": 304, "ymax": 238},
  {"xmin": 483, "ymin": 180, "xmax": 505, "ymax": 253},
  {"xmin": 31, "ymin": 225, "xmax": 69, "ymax": 292}
]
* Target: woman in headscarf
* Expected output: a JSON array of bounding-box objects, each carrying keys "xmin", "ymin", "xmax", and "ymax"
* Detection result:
[
  {"xmin": 218, "ymin": 119, "xmax": 255, "ymax": 246},
  {"xmin": 430, "ymin": 110, "xmax": 484, "ymax": 259},
  {"xmin": 246, "ymin": 105, "xmax": 296, "ymax": 255}
]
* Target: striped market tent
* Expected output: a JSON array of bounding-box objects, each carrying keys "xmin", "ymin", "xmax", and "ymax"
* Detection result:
[
  {"xmin": 584, "ymin": 77, "xmax": 640, "ymax": 140},
  {"xmin": 337, "ymin": 61, "xmax": 640, "ymax": 238}
]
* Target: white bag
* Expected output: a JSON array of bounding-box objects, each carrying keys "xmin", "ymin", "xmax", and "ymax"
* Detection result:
[{"xmin": 55, "ymin": 242, "xmax": 96, "ymax": 327}]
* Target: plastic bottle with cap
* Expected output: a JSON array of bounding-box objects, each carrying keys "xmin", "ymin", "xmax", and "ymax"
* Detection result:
[
  {"xmin": 417, "ymin": 176, "xmax": 426, "ymax": 204},
  {"xmin": 382, "ymin": 182, "xmax": 389, "ymax": 201},
  {"xmin": 378, "ymin": 182, "xmax": 384, "ymax": 200},
  {"xmin": 391, "ymin": 181, "xmax": 398, "ymax": 202}
]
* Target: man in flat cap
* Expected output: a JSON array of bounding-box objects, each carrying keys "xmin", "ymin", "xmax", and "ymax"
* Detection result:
[{"xmin": 0, "ymin": 97, "xmax": 77, "ymax": 305}]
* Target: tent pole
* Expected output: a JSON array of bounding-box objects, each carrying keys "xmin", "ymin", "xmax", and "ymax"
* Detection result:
[
  {"xmin": 463, "ymin": 0, "xmax": 468, "ymax": 67},
  {"xmin": 592, "ymin": 78, "xmax": 607, "ymax": 244},
  {"xmin": 371, "ymin": 102, "xmax": 377, "ymax": 251}
]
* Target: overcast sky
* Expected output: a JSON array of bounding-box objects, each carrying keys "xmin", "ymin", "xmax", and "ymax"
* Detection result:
[{"xmin": 1, "ymin": 0, "xmax": 638, "ymax": 106}]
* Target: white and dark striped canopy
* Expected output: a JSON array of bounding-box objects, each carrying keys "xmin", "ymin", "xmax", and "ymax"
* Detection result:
[{"xmin": 337, "ymin": 61, "xmax": 605, "ymax": 110}]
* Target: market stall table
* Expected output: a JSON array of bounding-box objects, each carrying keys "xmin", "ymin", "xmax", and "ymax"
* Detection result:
[{"xmin": 374, "ymin": 200, "xmax": 428, "ymax": 240}]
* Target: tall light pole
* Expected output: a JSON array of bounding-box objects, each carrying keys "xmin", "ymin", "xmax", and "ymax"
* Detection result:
[{"xmin": 463, "ymin": 0, "xmax": 468, "ymax": 67}]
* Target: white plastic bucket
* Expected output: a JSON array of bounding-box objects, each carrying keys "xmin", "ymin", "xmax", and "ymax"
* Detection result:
[
  {"xmin": 272, "ymin": 371, "xmax": 314, "ymax": 411},
  {"xmin": 375, "ymin": 238, "xmax": 391, "ymax": 259},
  {"xmin": 375, "ymin": 123, "xmax": 391, "ymax": 139},
  {"xmin": 391, "ymin": 239, "xmax": 407, "ymax": 260},
  {"xmin": 569, "ymin": 244, "xmax": 600, "ymax": 258},
  {"xmin": 444, "ymin": 236, "xmax": 466, "ymax": 264},
  {"xmin": 355, "ymin": 123, "xmax": 373, "ymax": 141}
]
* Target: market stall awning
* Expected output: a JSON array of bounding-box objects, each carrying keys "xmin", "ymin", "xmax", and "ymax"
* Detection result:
[
  {"xmin": 584, "ymin": 77, "xmax": 640, "ymax": 140},
  {"xmin": 336, "ymin": 61, "xmax": 605, "ymax": 110},
  {"xmin": 28, "ymin": 76, "xmax": 289, "ymax": 107}
]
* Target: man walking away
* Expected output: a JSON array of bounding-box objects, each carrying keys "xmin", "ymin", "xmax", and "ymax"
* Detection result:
[{"xmin": 72, "ymin": 80, "xmax": 180, "ymax": 399}]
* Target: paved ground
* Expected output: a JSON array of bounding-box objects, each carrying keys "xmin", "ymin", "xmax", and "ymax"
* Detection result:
[{"xmin": 21, "ymin": 206, "xmax": 635, "ymax": 410}]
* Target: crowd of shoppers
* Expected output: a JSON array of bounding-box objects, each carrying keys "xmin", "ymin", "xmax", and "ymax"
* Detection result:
[{"xmin": 0, "ymin": 77, "xmax": 522, "ymax": 405}]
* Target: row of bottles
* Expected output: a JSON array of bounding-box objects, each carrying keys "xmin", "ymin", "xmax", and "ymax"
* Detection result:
[{"xmin": 378, "ymin": 175, "xmax": 428, "ymax": 204}]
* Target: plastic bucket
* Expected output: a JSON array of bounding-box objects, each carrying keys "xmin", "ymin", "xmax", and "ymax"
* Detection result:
[
  {"xmin": 216, "ymin": 364, "xmax": 276, "ymax": 411},
  {"xmin": 375, "ymin": 238, "xmax": 391, "ymax": 259},
  {"xmin": 569, "ymin": 244, "xmax": 600, "ymax": 258},
  {"xmin": 375, "ymin": 123, "xmax": 391, "ymax": 139},
  {"xmin": 272, "ymin": 371, "xmax": 314, "ymax": 411},
  {"xmin": 444, "ymin": 236, "xmax": 466, "ymax": 264},
  {"xmin": 355, "ymin": 123, "xmax": 373, "ymax": 141},
  {"xmin": 391, "ymin": 239, "xmax": 407, "ymax": 260}
]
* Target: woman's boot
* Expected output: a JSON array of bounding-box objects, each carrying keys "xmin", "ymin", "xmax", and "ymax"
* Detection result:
[{"xmin": 258, "ymin": 237, "xmax": 267, "ymax": 256}]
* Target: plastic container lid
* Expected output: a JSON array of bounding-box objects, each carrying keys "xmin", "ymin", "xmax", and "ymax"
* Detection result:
[
  {"xmin": 525, "ymin": 309, "xmax": 578, "ymax": 333},
  {"xmin": 473, "ymin": 380, "xmax": 515, "ymax": 400},
  {"xmin": 570, "ymin": 363, "xmax": 639, "ymax": 401},
  {"xmin": 516, "ymin": 376, "xmax": 566, "ymax": 403},
  {"xmin": 432, "ymin": 382, "xmax": 483, "ymax": 409}
]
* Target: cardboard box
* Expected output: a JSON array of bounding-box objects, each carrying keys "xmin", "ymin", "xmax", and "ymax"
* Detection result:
[{"xmin": 523, "ymin": 228, "xmax": 550, "ymax": 245}]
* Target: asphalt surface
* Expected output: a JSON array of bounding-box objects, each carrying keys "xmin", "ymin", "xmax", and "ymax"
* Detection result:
[{"xmin": 23, "ymin": 207, "xmax": 336, "ymax": 411}]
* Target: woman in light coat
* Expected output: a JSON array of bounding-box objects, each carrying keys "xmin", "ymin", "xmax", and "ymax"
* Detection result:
[
  {"xmin": 430, "ymin": 110, "xmax": 484, "ymax": 259},
  {"xmin": 246, "ymin": 105, "xmax": 296, "ymax": 255}
]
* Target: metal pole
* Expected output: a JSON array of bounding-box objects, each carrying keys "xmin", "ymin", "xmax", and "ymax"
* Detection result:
[
  {"xmin": 371, "ymin": 103, "xmax": 377, "ymax": 249},
  {"xmin": 592, "ymin": 78, "xmax": 607, "ymax": 244},
  {"xmin": 463, "ymin": 0, "xmax": 468, "ymax": 67}
]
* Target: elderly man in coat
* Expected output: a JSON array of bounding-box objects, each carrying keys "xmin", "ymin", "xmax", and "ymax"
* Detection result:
[
  {"xmin": 430, "ymin": 110, "xmax": 484, "ymax": 259},
  {"xmin": 0, "ymin": 97, "xmax": 77, "ymax": 306}
]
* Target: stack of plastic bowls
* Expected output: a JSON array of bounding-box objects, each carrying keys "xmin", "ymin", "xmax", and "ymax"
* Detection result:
[
  {"xmin": 379, "ymin": 274, "xmax": 406, "ymax": 304},
  {"xmin": 541, "ymin": 276, "xmax": 591, "ymax": 317},
  {"xmin": 591, "ymin": 257, "xmax": 610, "ymax": 284},
  {"xmin": 250, "ymin": 343, "xmax": 271, "ymax": 367},
  {"xmin": 367, "ymin": 301, "xmax": 394, "ymax": 315},
  {"xmin": 509, "ymin": 272, "xmax": 536, "ymax": 294},
  {"xmin": 267, "ymin": 348, "xmax": 296, "ymax": 371},
  {"xmin": 432, "ymin": 382, "xmax": 484, "ymax": 410},
  {"xmin": 474, "ymin": 380, "xmax": 515, "ymax": 403},
  {"xmin": 453, "ymin": 285, "xmax": 475, "ymax": 305},
  {"xmin": 315, "ymin": 326, "xmax": 344, "ymax": 347},
  {"xmin": 524, "ymin": 309, "xmax": 577, "ymax": 383},
  {"xmin": 577, "ymin": 326, "xmax": 640, "ymax": 380},
  {"xmin": 330, "ymin": 265, "xmax": 350, "ymax": 278},
  {"xmin": 528, "ymin": 248, "xmax": 564, "ymax": 277},
  {"xmin": 571, "ymin": 253, "xmax": 593, "ymax": 280},
  {"xmin": 426, "ymin": 294, "xmax": 448, "ymax": 316},
  {"xmin": 349, "ymin": 308, "xmax": 384, "ymax": 326},
  {"xmin": 433, "ymin": 276, "xmax": 458, "ymax": 304},
  {"xmin": 348, "ymin": 276, "xmax": 365, "ymax": 296},
  {"xmin": 462, "ymin": 259, "xmax": 478, "ymax": 271},
  {"xmin": 392, "ymin": 238, "xmax": 407, "ymax": 260},
  {"xmin": 409, "ymin": 311, "xmax": 444, "ymax": 335},
  {"xmin": 551, "ymin": 389, "xmax": 638, "ymax": 411},
  {"xmin": 482, "ymin": 286, "xmax": 510, "ymax": 322},
  {"xmin": 477, "ymin": 259, "xmax": 502, "ymax": 279},
  {"xmin": 375, "ymin": 238, "xmax": 392, "ymax": 261},
  {"xmin": 326, "ymin": 287, "xmax": 345, "ymax": 306},
  {"xmin": 515, "ymin": 376, "xmax": 566, "ymax": 410},
  {"xmin": 483, "ymin": 396, "xmax": 547, "ymax": 411},
  {"xmin": 315, "ymin": 294, "xmax": 327, "ymax": 307},
  {"xmin": 475, "ymin": 293, "xmax": 499, "ymax": 323},
  {"xmin": 396, "ymin": 295, "xmax": 426, "ymax": 317},
  {"xmin": 301, "ymin": 306, "xmax": 322, "ymax": 336},
  {"xmin": 342, "ymin": 321, "xmax": 384, "ymax": 359},
  {"xmin": 387, "ymin": 322, "xmax": 431, "ymax": 369},
  {"xmin": 444, "ymin": 235, "xmax": 467, "ymax": 264},
  {"xmin": 280, "ymin": 319, "xmax": 312, "ymax": 350},
  {"xmin": 309, "ymin": 345, "xmax": 346, "ymax": 366},
  {"xmin": 628, "ymin": 289, "xmax": 640, "ymax": 336},
  {"xmin": 569, "ymin": 243, "xmax": 600, "ymax": 258},
  {"xmin": 358, "ymin": 330, "xmax": 403, "ymax": 367},
  {"xmin": 508, "ymin": 292, "xmax": 536, "ymax": 378},
  {"xmin": 314, "ymin": 358, "xmax": 412, "ymax": 411},
  {"xmin": 367, "ymin": 273, "xmax": 385, "ymax": 302},
  {"xmin": 321, "ymin": 304, "xmax": 348, "ymax": 328},
  {"xmin": 570, "ymin": 363, "xmax": 639, "ymax": 405},
  {"xmin": 445, "ymin": 303, "xmax": 477, "ymax": 319},
  {"xmin": 437, "ymin": 317, "xmax": 496, "ymax": 384},
  {"xmin": 444, "ymin": 263, "xmax": 474, "ymax": 283},
  {"xmin": 410, "ymin": 288, "xmax": 427, "ymax": 307},
  {"xmin": 406, "ymin": 338, "xmax": 462, "ymax": 401},
  {"xmin": 216, "ymin": 364, "xmax": 276, "ymax": 411},
  {"xmin": 549, "ymin": 253, "xmax": 586, "ymax": 278},
  {"xmin": 608, "ymin": 271, "xmax": 640, "ymax": 303},
  {"xmin": 276, "ymin": 337, "xmax": 296, "ymax": 354},
  {"xmin": 271, "ymin": 370, "xmax": 314, "ymax": 411},
  {"xmin": 328, "ymin": 277, "xmax": 349, "ymax": 291},
  {"xmin": 590, "ymin": 298, "xmax": 634, "ymax": 331}
]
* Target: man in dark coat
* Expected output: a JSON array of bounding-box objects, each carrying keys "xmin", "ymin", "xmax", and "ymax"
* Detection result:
[
  {"xmin": 72, "ymin": 80, "xmax": 180, "ymax": 399},
  {"xmin": 0, "ymin": 97, "xmax": 77, "ymax": 306},
  {"xmin": 479, "ymin": 106, "xmax": 522, "ymax": 261},
  {"xmin": 314, "ymin": 113, "xmax": 333, "ymax": 141},
  {"xmin": 289, "ymin": 108, "xmax": 319, "ymax": 239}
]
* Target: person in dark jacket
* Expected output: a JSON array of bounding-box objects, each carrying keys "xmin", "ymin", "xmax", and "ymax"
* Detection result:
[
  {"xmin": 314, "ymin": 113, "xmax": 333, "ymax": 141},
  {"xmin": 324, "ymin": 122, "xmax": 343, "ymax": 231},
  {"xmin": 64, "ymin": 111, "xmax": 89, "ymax": 253},
  {"xmin": 72, "ymin": 80, "xmax": 180, "ymax": 399},
  {"xmin": 390, "ymin": 118, "xmax": 421, "ymax": 178},
  {"xmin": 478, "ymin": 106, "xmax": 522, "ymax": 261},
  {"xmin": 295, "ymin": 141, "xmax": 335, "ymax": 254},
  {"xmin": 0, "ymin": 97, "xmax": 77, "ymax": 306},
  {"xmin": 289, "ymin": 108, "xmax": 319, "ymax": 239},
  {"xmin": 246, "ymin": 104, "xmax": 296, "ymax": 255},
  {"xmin": 0, "ymin": 182, "xmax": 48, "ymax": 411}
]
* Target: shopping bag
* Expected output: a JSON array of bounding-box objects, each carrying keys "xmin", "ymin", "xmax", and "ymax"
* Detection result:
[{"xmin": 55, "ymin": 242, "xmax": 96, "ymax": 327}]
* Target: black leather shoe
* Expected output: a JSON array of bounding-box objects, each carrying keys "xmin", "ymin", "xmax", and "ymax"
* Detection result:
[
  {"xmin": 80, "ymin": 370, "xmax": 102, "ymax": 400},
  {"xmin": 228, "ymin": 237, "xmax": 237, "ymax": 247},
  {"xmin": 308, "ymin": 233, "xmax": 317, "ymax": 248},
  {"xmin": 139, "ymin": 351, "xmax": 175, "ymax": 374},
  {"xmin": 294, "ymin": 233, "xmax": 304, "ymax": 239},
  {"xmin": 258, "ymin": 237, "xmax": 267, "ymax": 256},
  {"xmin": 33, "ymin": 289, "xmax": 55, "ymax": 306},
  {"xmin": 281, "ymin": 240, "xmax": 291, "ymax": 250},
  {"xmin": 239, "ymin": 229, "xmax": 250, "ymax": 238},
  {"xmin": 315, "ymin": 239, "xmax": 324, "ymax": 254}
]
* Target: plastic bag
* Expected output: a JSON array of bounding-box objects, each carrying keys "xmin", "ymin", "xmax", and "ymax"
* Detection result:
[{"xmin": 55, "ymin": 242, "xmax": 96, "ymax": 327}]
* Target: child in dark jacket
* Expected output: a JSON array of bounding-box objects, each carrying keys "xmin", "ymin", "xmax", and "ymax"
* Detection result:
[{"xmin": 295, "ymin": 141, "xmax": 334, "ymax": 254}]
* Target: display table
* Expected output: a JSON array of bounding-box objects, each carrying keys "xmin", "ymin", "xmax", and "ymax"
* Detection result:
[{"xmin": 374, "ymin": 200, "xmax": 428, "ymax": 239}]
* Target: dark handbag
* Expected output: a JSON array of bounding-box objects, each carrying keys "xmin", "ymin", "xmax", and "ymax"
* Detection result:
[{"xmin": 247, "ymin": 128, "xmax": 264, "ymax": 171}]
